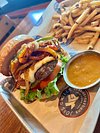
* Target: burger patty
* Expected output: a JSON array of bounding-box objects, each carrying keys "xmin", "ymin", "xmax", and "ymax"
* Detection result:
[{"xmin": 35, "ymin": 60, "xmax": 57, "ymax": 81}]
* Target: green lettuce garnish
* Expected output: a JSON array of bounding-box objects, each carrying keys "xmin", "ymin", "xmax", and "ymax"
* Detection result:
[
  {"xmin": 20, "ymin": 89, "xmax": 41, "ymax": 102},
  {"xmin": 59, "ymin": 54, "xmax": 69, "ymax": 75},
  {"xmin": 44, "ymin": 77, "xmax": 58, "ymax": 98},
  {"xmin": 37, "ymin": 89, "xmax": 42, "ymax": 100},
  {"xmin": 37, "ymin": 36, "xmax": 53, "ymax": 42}
]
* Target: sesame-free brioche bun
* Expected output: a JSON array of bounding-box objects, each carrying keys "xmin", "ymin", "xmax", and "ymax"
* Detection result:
[{"xmin": 0, "ymin": 35, "xmax": 34, "ymax": 76}]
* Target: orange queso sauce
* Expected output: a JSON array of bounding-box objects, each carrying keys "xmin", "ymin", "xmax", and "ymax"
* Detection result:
[{"xmin": 67, "ymin": 53, "xmax": 100, "ymax": 87}]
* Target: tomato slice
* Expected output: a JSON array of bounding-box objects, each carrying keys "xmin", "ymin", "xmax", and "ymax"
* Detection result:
[
  {"xmin": 29, "ymin": 52, "xmax": 49, "ymax": 61},
  {"xmin": 40, "ymin": 59, "xmax": 62, "ymax": 89},
  {"xmin": 32, "ymin": 84, "xmax": 40, "ymax": 91}
]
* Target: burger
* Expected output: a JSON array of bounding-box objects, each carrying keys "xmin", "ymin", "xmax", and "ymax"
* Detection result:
[{"xmin": 0, "ymin": 35, "xmax": 69, "ymax": 102}]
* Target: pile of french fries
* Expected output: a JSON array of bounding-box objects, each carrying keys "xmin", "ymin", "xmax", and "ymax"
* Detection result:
[{"xmin": 48, "ymin": 0, "xmax": 100, "ymax": 49}]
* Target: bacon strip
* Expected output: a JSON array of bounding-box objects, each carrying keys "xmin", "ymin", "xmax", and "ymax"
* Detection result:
[
  {"xmin": 29, "ymin": 52, "xmax": 49, "ymax": 60},
  {"xmin": 14, "ymin": 60, "xmax": 34, "ymax": 76}
]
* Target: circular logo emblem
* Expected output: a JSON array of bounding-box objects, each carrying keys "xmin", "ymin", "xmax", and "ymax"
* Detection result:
[{"xmin": 58, "ymin": 87, "xmax": 90, "ymax": 117}]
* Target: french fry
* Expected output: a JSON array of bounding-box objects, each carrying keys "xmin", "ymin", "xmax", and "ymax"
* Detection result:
[
  {"xmin": 72, "ymin": 10, "xmax": 84, "ymax": 18},
  {"xmin": 80, "ymin": 0, "xmax": 92, "ymax": 4},
  {"xmin": 71, "ymin": 8, "xmax": 81, "ymax": 14},
  {"xmin": 61, "ymin": 15, "xmax": 69, "ymax": 24},
  {"xmin": 67, "ymin": 7, "xmax": 91, "ymax": 39},
  {"xmin": 63, "ymin": 26, "xmax": 71, "ymax": 30},
  {"xmin": 53, "ymin": 23, "xmax": 62, "ymax": 29},
  {"xmin": 60, "ymin": 15, "xmax": 67, "ymax": 25},
  {"xmin": 52, "ymin": 14, "xmax": 61, "ymax": 20},
  {"xmin": 70, "ymin": 2, "xmax": 80, "ymax": 10},
  {"xmin": 91, "ymin": 20, "xmax": 99, "ymax": 27},
  {"xmin": 80, "ymin": 0, "xmax": 91, "ymax": 9},
  {"xmin": 81, "ymin": 3, "xmax": 89, "ymax": 9},
  {"xmin": 63, "ymin": 10, "xmax": 70, "ymax": 16},
  {"xmin": 62, "ymin": 11, "xmax": 69, "ymax": 16},
  {"xmin": 80, "ymin": 8, "xmax": 100, "ymax": 26},
  {"xmin": 78, "ymin": 26, "xmax": 100, "ymax": 32},
  {"xmin": 74, "ymin": 29, "xmax": 84, "ymax": 34},
  {"xmin": 92, "ymin": 14, "xmax": 100, "ymax": 21},
  {"xmin": 69, "ymin": 13, "xmax": 74, "ymax": 26},
  {"xmin": 73, "ymin": 17, "xmax": 78, "ymax": 22},
  {"xmin": 55, "ymin": 33, "xmax": 62, "ymax": 38},
  {"xmin": 87, "ymin": 32, "xmax": 100, "ymax": 49},
  {"xmin": 61, "ymin": 20, "xmax": 67, "ymax": 25},
  {"xmin": 56, "ymin": 28, "xmax": 64, "ymax": 35},
  {"xmin": 67, "ymin": 23, "xmax": 78, "ymax": 39},
  {"xmin": 90, "ymin": 1, "xmax": 100, "ymax": 8},
  {"xmin": 61, "ymin": 32, "xmax": 68, "ymax": 37},
  {"xmin": 74, "ymin": 7, "xmax": 90, "ymax": 24}
]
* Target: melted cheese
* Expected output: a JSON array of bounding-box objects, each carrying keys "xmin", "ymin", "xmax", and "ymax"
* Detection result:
[{"xmin": 21, "ymin": 56, "xmax": 55, "ymax": 83}]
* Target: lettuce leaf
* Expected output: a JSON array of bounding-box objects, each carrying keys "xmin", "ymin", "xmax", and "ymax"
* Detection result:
[
  {"xmin": 59, "ymin": 54, "xmax": 69, "ymax": 75},
  {"xmin": 60, "ymin": 54, "xmax": 69, "ymax": 63},
  {"xmin": 36, "ymin": 36, "xmax": 53, "ymax": 42},
  {"xmin": 37, "ymin": 89, "xmax": 42, "ymax": 99},
  {"xmin": 20, "ymin": 89, "xmax": 42, "ymax": 102},
  {"xmin": 44, "ymin": 77, "xmax": 58, "ymax": 98}
]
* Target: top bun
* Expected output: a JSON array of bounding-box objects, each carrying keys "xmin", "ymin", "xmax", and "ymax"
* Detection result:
[{"xmin": 0, "ymin": 34, "xmax": 34, "ymax": 76}]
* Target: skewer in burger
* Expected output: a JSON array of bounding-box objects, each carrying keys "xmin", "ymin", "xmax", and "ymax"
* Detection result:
[{"xmin": 0, "ymin": 35, "xmax": 69, "ymax": 102}]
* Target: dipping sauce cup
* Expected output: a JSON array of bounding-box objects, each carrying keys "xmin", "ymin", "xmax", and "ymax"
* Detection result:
[{"xmin": 63, "ymin": 50, "xmax": 100, "ymax": 89}]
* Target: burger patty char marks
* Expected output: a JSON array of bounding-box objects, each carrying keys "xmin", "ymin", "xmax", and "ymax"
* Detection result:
[{"xmin": 35, "ymin": 60, "xmax": 57, "ymax": 81}]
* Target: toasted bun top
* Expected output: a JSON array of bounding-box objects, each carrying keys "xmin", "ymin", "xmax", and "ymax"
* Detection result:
[{"xmin": 0, "ymin": 34, "xmax": 34, "ymax": 76}]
